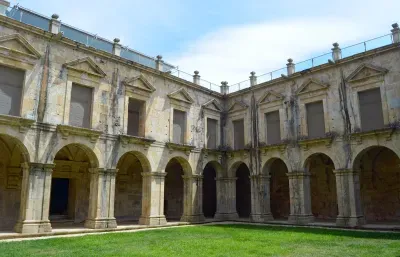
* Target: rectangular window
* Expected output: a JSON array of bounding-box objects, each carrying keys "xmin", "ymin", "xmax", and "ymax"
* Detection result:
[
  {"xmin": 306, "ymin": 101, "xmax": 325, "ymax": 138},
  {"xmin": 233, "ymin": 119, "xmax": 245, "ymax": 150},
  {"xmin": 0, "ymin": 65, "xmax": 24, "ymax": 116},
  {"xmin": 69, "ymin": 84, "xmax": 92, "ymax": 128},
  {"xmin": 207, "ymin": 118, "xmax": 218, "ymax": 149},
  {"xmin": 265, "ymin": 111, "xmax": 281, "ymax": 145},
  {"xmin": 173, "ymin": 109, "xmax": 186, "ymax": 144},
  {"xmin": 127, "ymin": 98, "xmax": 145, "ymax": 137},
  {"xmin": 358, "ymin": 88, "xmax": 384, "ymax": 131}
]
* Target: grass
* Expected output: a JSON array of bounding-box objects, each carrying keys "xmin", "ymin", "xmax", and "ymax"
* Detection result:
[{"xmin": 0, "ymin": 224, "xmax": 400, "ymax": 256}]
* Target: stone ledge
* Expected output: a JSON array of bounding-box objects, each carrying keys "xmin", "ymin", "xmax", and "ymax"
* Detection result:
[
  {"xmin": 259, "ymin": 142, "xmax": 288, "ymax": 154},
  {"xmin": 0, "ymin": 114, "xmax": 35, "ymax": 133},
  {"xmin": 166, "ymin": 142, "xmax": 195, "ymax": 155},
  {"xmin": 350, "ymin": 127, "xmax": 397, "ymax": 144},
  {"xmin": 298, "ymin": 136, "xmax": 334, "ymax": 151},
  {"xmin": 57, "ymin": 125, "xmax": 102, "ymax": 143},
  {"xmin": 119, "ymin": 135, "xmax": 155, "ymax": 149}
]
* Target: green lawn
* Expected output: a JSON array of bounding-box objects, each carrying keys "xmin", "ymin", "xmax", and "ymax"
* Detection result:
[{"xmin": 1, "ymin": 224, "xmax": 400, "ymax": 257}]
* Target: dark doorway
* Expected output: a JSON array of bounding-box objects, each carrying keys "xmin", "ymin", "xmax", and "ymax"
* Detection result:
[
  {"xmin": 203, "ymin": 163, "xmax": 217, "ymax": 218},
  {"xmin": 236, "ymin": 163, "xmax": 251, "ymax": 218},
  {"xmin": 270, "ymin": 159, "xmax": 290, "ymax": 220},
  {"xmin": 50, "ymin": 178, "xmax": 70, "ymax": 217},
  {"xmin": 164, "ymin": 158, "xmax": 184, "ymax": 221}
]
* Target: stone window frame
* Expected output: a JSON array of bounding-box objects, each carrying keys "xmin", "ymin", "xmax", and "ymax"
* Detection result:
[
  {"xmin": 296, "ymin": 78, "xmax": 331, "ymax": 138},
  {"xmin": 257, "ymin": 90, "xmax": 285, "ymax": 145},
  {"xmin": 201, "ymin": 99, "xmax": 222, "ymax": 149},
  {"xmin": 122, "ymin": 74, "xmax": 156, "ymax": 136},
  {"xmin": 62, "ymin": 57, "xmax": 106, "ymax": 129},
  {"xmin": 167, "ymin": 88, "xmax": 194, "ymax": 145},
  {"xmin": 345, "ymin": 64, "xmax": 389, "ymax": 131},
  {"xmin": 0, "ymin": 34, "xmax": 42, "ymax": 119},
  {"xmin": 227, "ymin": 100, "xmax": 249, "ymax": 149}
]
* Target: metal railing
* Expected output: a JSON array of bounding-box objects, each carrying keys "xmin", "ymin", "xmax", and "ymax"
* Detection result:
[{"xmin": 229, "ymin": 33, "xmax": 394, "ymax": 93}]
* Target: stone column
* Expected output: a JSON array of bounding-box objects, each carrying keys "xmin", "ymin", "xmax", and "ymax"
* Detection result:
[
  {"xmin": 193, "ymin": 71, "xmax": 201, "ymax": 85},
  {"xmin": 214, "ymin": 177, "xmax": 239, "ymax": 220},
  {"xmin": 85, "ymin": 168, "xmax": 117, "ymax": 229},
  {"xmin": 249, "ymin": 71, "xmax": 257, "ymax": 86},
  {"xmin": 181, "ymin": 175, "xmax": 205, "ymax": 223},
  {"xmin": 15, "ymin": 163, "xmax": 53, "ymax": 234},
  {"xmin": 334, "ymin": 169, "xmax": 365, "ymax": 227},
  {"xmin": 286, "ymin": 58, "xmax": 295, "ymax": 75},
  {"xmin": 287, "ymin": 171, "xmax": 314, "ymax": 224},
  {"xmin": 139, "ymin": 172, "xmax": 167, "ymax": 225},
  {"xmin": 249, "ymin": 175, "xmax": 262, "ymax": 222},
  {"xmin": 332, "ymin": 43, "xmax": 342, "ymax": 62},
  {"xmin": 260, "ymin": 175, "xmax": 273, "ymax": 221}
]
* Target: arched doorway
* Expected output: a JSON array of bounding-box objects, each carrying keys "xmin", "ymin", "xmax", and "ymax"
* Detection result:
[
  {"xmin": 164, "ymin": 158, "xmax": 186, "ymax": 221},
  {"xmin": 355, "ymin": 146, "xmax": 400, "ymax": 223},
  {"xmin": 305, "ymin": 153, "xmax": 337, "ymax": 221},
  {"xmin": 115, "ymin": 152, "xmax": 148, "ymax": 224},
  {"xmin": 235, "ymin": 163, "xmax": 251, "ymax": 218},
  {"xmin": 50, "ymin": 144, "xmax": 98, "ymax": 226},
  {"xmin": 266, "ymin": 159, "xmax": 290, "ymax": 220},
  {"xmin": 203, "ymin": 162, "xmax": 218, "ymax": 218},
  {"xmin": 0, "ymin": 135, "xmax": 29, "ymax": 231}
]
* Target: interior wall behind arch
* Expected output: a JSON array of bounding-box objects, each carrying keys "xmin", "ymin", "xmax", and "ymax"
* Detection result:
[{"xmin": 269, "ymin": 159, "xmax": 290, "ymax": 219}]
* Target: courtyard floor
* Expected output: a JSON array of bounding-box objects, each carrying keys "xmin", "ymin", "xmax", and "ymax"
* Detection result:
[{"xmin": 0, "ymin": 224, "xmax": 399, "ymax": 256}]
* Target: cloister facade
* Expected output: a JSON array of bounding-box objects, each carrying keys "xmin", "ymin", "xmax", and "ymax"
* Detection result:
[{"xmin": 0, "ymin": 3, "xmax": 399, "ymax": 234}]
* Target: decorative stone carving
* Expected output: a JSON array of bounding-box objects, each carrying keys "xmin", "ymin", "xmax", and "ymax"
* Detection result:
[
  {"xmin": 63, "ymin": 57, "xmax": 106, "ymax": 78},
  {"xmin": 166, "ymin": 142, "xmax": 195, "ymax": 156},
  {"xmin": 201, "ymin": 99, "xmax": 222, "ymax": 113},
  {"xmin": 298, "ymin": 136, "xmax": 334, "ymax": 151},
  {"xmin": 227, "ymin": 100, "xmax": 248, "ymax": 113},
  {"xmin": 57, "ymin": 124, "xmax": 102, "ymax": 143},
  {"xmin": 123, "ymin": 74, "xmax": 156, "ymax": 98},
  {"xmin": 350, "ymin": 127, "xmax": 396, "ymax": 144},
  {"xmin": 119, "ymin": 134, "xmax": 155, "ymax": 149},
  {"xmin": 346, "ymin": 64, "xmax": 388, "ymax": 86},
  {"xmin": 0, "ymin": 114, "xmax": 35, "ymax": 133},
  {"xmin": 0, "ymin": 34, "xmax": 41, "ymax": 63}
]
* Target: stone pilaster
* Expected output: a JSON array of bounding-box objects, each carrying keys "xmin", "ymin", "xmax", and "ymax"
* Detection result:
[
  {"xmin": 15, "ymin": 163, "xmax": 53, "ymax": 234},
  {"xmin": 249, "ymin": 175, "xmax": 262, "ymax": 222},
  {"xmin": 259, "ymin": 175, "xmax": 273, "ymax": 221},
  {"xmin": 287, "ymin": 172, "xmax": 314, "ymax": 224},
  {"xmin": 181, "ymin": 175, "xmax": 205, "ymax": 223},
  {"xmin": 214, "ymin": 177, "xmax": 239, "ymax": 220},
  {"xmin": 334, "ymin": 169, "xmax": 365, "ymax": 227},
  {"xmin": 84, "ymin": 168, "xmax": 117, "ymax": 229},
  {"xmin": 139, "ymin": 172, "xmax": 167, "ymax": 226}
]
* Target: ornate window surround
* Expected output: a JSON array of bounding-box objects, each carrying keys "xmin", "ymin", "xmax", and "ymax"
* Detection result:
[
  {"xmin": 226, "ymin": 100, "xmax": 249, "ymax": 149},
  {"xmin": 201, "ymin": 99, "xmax": 222, "ymax": 149}
]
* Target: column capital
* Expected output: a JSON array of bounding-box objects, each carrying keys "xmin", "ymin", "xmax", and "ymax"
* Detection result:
[
  {"xmin": 22, "ymin": 162, "xmax": 55, "ymax": 172},
  {"xmin": 333, "ymin": 169, "xmax": 359, "ymax": 176},
  {"xmin": 286, "ymin": 171, "xmax": 310, "ymax": 178},
  {"xmin": 182, "ymin": 174, "xmax": 203, "ymax": 180},
  {"xmin": 141, "ymin": 171, "xmax": 166, "ymax": 177}
]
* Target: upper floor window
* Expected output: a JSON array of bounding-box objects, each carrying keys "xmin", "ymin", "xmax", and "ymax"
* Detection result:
[
  {"xmin": 358, "ymin": 88, "xmax": 384, "ymax": 131},
  {"xmin": 265, "ymin": 111, "xmax": 281, "ymax": 145},
  {"xmin": 0, "ymin": 65, "xmax": 24, "ymax": 116},
  {"xmin": 306, "ymin": 101, "xmax": 325, "ymax": 138},
  {"xmin": 173, "ymin": 109, "xmax": 186, "ymax": 144},
  {"xmin": 233, "ymin": 119, "xmax": 245, "ymax": 150},
  {"xmin": 69, "ymin": 83, "xmax": 92, "ymax": 128},
  {"xmin": 207, "ymin": 118, "xmax": 218, "ymax": 149},
  {"xmin": 127, "ymin": 98, "xmax": 145, "ymax": 137}
]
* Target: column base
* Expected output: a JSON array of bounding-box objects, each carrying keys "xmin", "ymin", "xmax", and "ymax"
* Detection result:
[
  {"xmin": 181, "ymin": 214, "xmax": 205, "ymax": 223},
  {"xmin": 214, "ymin": 212, "xmax": 239, "ymax": 221},
  {"xmin": 262, "ymin": 213, "xmax": 274, "ymax": 222},
  {"xmin": 250, "ymin": 213, "xmax": 264, "ymax": 223},
  {"xmin": 139, "ymin": 215, "xmax": 167, "ymax": 226},
  {"xmin": 14, "ymin": 220, "xmax": 52, "ymax": 234},
  {"xmin": 288, "ymin": 214, "xmax": 314, "ymax": 225},
  {"xmin": 84, "ymin": 218, "xmax": 117, "ymax": 229},
  {"xmin": 336, "ymin": 216, "xmax": 365, "ymax": 227}
]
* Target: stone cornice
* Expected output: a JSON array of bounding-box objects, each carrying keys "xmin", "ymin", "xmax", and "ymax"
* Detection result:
[
  {"xmin": 119, "ymin": 135, "xmax": 155, "ymax": 149},
  {"xmin": 259, "ymin": 143, "xmax": 287, "ymax": 154},
  {"xmin": 57, "ymin": 124, "xmax": 102, "ymax": 143},
  {"xmin": 0, "ymin": 114, "xmax": 35, "ymax": 133},
  {"xmin": 350, "ymin": 127, "xmax": 397, "ymax": 144},
  {"xmin": 298, "ymin": 136, "xmax": 334, "ymax": 151},
  {"xmin": 166, "ymin": 142, "xmax": 196, "ymax": 155}
]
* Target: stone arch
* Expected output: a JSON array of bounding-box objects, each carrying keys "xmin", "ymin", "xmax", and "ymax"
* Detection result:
[
  {"xmin": 262, "ymin": 157, "xmax": 290, "ymax": 220},
  {"xmin": 353, "ymin": 145, "xmax": 400, "ymax": 223},
  {"xmin": 302, "ymin": 150, "xmax": 340, "ymax": 171},
  {"xmin": 352, "ymin": 144, "xmax": 400, "ymax": 171},
  {"xmin": 231, "ymin": 161, "xmax": 251, "ymax": 218},
  {"xmin": 0, "ymin": 134, "xmax": 31, "ymax": 231},
  {"xmin": 202, "ymin": 161, "xmax": 222, "ymax": 218},
  {"xmin": 114, "ymin": 151, "xmax": 151, "ymax": 224},
  {"xmin": 228, "ymin": 160, "xmax": 250, "ymax": 177},
  {"xmin": 304, "ymin": 152, "xmax": 337, "ymax": 221},
  {"xmin": 44, "ymin": 139, "xmax": 102, "ymax": 168},
  {"xmin": 201, "ymin": 160, "xmax": 224, "ymax": 178}
]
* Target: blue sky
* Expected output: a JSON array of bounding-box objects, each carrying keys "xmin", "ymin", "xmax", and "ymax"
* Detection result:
[{"xmin": 8, "ymin": 0, "xmax": 400, "ymax": 84}]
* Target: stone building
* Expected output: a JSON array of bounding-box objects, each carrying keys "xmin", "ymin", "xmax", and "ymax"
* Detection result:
[{"xmin": 0, "ymin": 1, "xmax": 399, "ymax": 234}]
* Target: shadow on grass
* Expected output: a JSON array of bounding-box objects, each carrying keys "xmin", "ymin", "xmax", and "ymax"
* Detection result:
[{"xmin": 207, "ymin": 224, "xmax": 400, "ymax": 240}]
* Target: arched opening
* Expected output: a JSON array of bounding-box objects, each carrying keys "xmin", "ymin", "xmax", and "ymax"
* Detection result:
[
  {"xmin": 115, "ymin": 152, "xmax": 148, "ymax": 225},
  {"xmin": 50, "ymin": 144, "xmax": 97, "ymax": 226},
  {"xmin": 0, "ymin": 135, "xmax": 28, "ymax": 231},
  {"xmin": 306, "ymin": 153, "xmax": 337, "ymax": 221},
  {"xmin": 164, "ymin": 158, "xmax": 185, "ymax": 221},
  {"xmin": 267, "ymin": 159, "xmax": 290, "ymax": 220},
  {"xmin": 236, "ymin": 163, "xmax": 251, "ymax": 218},
  {"xmin": 355, "ymin": 146, "xmax": 400, "ymax": 224},
  {"xmin": 203, "ymin": 162, "xmax": 217, "ymax": 218}
]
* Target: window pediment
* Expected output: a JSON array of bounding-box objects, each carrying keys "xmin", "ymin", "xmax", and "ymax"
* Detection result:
[
  {"xmin": 63, "ymin": 57, "xmax": 106, "ymax": 78},
  {"xmin": 346, "ymin": 64, "xmax": 387, "ymax": 86},
  {"xmin": 202, "ymin": 99, "xmax": 222, "ymax": 113},
  {"xmin": 228, "ymin": 100, "xmax": 248, "ymax": 113},
  {"xmin": 258, "ymin": 91, "xmax": 284, "ymax": 106},
  {"xmin": 296, "ymin": 79, "xmax": 329, "ymax": 96},
  {"xmin": 168, "ymin": 88, "xmax": 194, "ymax": 105},
  {"xmin": 0, "ymin": 34, "xmax": 41, "ymax": 60},
  {"xmin": 124, "ymin": 74, "xmax": 156, "ymax": 94}
]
